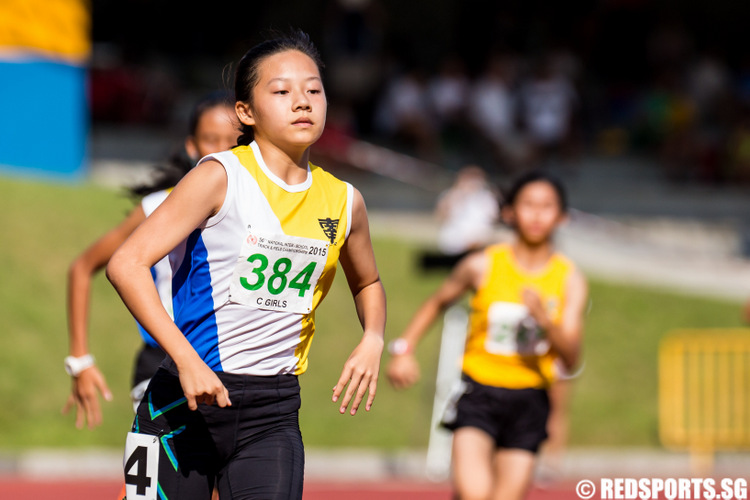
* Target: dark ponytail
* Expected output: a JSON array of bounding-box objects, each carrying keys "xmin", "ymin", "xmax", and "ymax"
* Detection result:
[
  {"xmin": 234, "ymin": 29, "xmax": 324, "ymax": 146},
  {"xmin": 129, "ymin": 91, "xmax": 233, "ymax": 197}
]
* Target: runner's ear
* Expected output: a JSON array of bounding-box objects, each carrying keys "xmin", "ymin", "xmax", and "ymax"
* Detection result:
[{"xmin": 235, "ymin": 102, "xmax": 255, "ymax": 127}]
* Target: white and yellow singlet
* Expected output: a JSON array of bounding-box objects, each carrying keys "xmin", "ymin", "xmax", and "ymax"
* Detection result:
[{"xmin": 169, "ymin": 141, "xmax": 353, "ymax": 376}]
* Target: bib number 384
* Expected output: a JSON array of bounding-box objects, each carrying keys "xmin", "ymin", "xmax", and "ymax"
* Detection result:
[
  {"xmin": 124, "ymin": 432, "xmax": 159, "ymax": 500},
  {"xmin": 230, "ymin": 232, "xmax": 328, "ymax": 314}
]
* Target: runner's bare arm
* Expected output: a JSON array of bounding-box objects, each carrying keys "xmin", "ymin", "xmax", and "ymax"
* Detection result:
[
  {"xmin": 386, "ymin": 251, "xmax": 484, "ymax": 390},
  {"xmin": 63, "ymin": 206, "xmax": 145, "ymax": 428},
  {"xmin": 335, "ymin": 188, "xmax": 386, "ymax": 415},
  {"xmin": 107, "ymin": 160, "xmax": 231, "ymax": 411}
]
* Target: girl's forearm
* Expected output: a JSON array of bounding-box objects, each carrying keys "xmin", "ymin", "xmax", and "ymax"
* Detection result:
[
  {"xmin": 544, "ymin": 323, "xmax": 580, "ymax": 370},
  {"xmin": 398, "ymin": 297, "xmax": 444, "ymax": 352},
  {"xmin": 106, "ymin": 257, "xmax": 198, "ymax": 368},
  {"xmin": 67, "ymin": 259, "xmax": 95, "ymax": 356},
  {"xmin": 353, "ymin": 279, "xmax": 386, "ymax": 338}
]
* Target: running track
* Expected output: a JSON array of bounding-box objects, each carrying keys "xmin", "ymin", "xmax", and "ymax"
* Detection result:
[{"xmin": 0, "ymin": 479, "xmax": 582, "ymax": 499}]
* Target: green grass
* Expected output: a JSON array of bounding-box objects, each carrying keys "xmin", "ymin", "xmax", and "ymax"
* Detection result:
[
  {"xmin": 0, "ymin": 177, "xmax": 140, "ymax": 449},
  {"xmin": 0, "ymin": 175, "xmax": 745, "ymax": 450}
]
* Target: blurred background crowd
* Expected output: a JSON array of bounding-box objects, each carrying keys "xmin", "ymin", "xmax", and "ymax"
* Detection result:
[{"xmin": 88, "ymin": 0, "xmax": 750, "ymax": 185}]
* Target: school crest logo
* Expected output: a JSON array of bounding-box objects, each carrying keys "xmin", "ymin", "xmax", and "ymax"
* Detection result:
[{"xmin": 318, "ymin": 218, "xmax": 339, "ymax": 244}]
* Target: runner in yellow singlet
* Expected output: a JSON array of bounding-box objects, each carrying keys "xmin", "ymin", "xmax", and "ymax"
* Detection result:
[{"xmin": 387, "ymin": 170, "xmax": 588, "ymax": 500}]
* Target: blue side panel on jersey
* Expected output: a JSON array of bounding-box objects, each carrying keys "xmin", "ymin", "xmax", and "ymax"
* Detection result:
[
  {"xmin": 134, "ymin": 266, "xmax": 161, "ymax": 347},
  {"xmin": 0, "ymin": 60, "xmax": 87, "ymax": 180},
  {"xmin": 172, "ymin": 229, "xmax": 222, "ymax": 371}
]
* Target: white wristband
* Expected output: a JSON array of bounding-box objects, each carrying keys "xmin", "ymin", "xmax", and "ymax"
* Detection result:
[
  {"xmin": 387, "ymin": 338, "xmax": 412, "ymax": 356},
  {"xmin": 64, "ymin": 354, "xmax": 95, "ymax": 377}
]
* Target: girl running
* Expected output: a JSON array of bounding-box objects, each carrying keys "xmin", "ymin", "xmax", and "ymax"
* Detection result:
[
  {"xmin": 63, "ymin": 93, "xmax": 239, "ymax": 429},
  {"xmin": 387, "ymin": 170, "xmax": 587, "ymax": 500},
  {"xmin": 107, "ymin": 31, "xmax": 385, "ymax": 500}
]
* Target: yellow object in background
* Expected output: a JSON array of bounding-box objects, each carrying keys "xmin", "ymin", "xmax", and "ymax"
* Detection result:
[
  {"xmin": 659, "ymin": 329, "xmax": 750, "ymax": 473},
  {"xmin": 0, "ymin": 0, "xmax": 90, "ymax": 63}
]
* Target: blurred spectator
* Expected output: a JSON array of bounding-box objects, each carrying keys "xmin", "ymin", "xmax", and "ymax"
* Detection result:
[
  {"xmin": 436, "ymin": 165, "xmax": 499, "ymax": 255},
  {"xmin": 518, "ymin": 54, "xmax": 580, "ymax": 165},
  {"xmin": 686, "ymin": 51, "xmax": 733, "ymax": 182},
  {"xmin": 467, "ymin": 53, "xmax": 526, "ymax": 171},
  {"xmin": 428, "ymin": 56, "xmax": 471, "ymax": 137},
  {"xmin": 687, "ymin": 51, "xmax": 731, "ymax": 121},
  {"xmin": 375, "ymin": 66, "xmax": 439, "ymax": 160}
]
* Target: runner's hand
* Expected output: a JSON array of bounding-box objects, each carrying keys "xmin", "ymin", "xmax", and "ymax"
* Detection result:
[
  {"xmin": 62, "ymin": 366, "xmax": 112, "ymax": 429},
  {"xmin": 178, "ymin": 359, "xmax": 231, "ymax": 410},
  {"xmin": 333, "ymin": 332, "xmax": 383, "ymax": 415},
  {"xmin": 386, "ymin": 354, "xmax": 420, "ymax": 390},
  {"xmin": 522, "ymin": 288, "xmax": 551, "ymax": 329}
]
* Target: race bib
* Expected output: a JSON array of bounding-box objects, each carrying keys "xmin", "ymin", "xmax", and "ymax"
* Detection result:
[
  {"xmin": 124, "ymin": 432, "xmax": 159, "ymax": 500},
  {"xmin": 229, "ymin": 231, "xmax": 328, "ymax": 314},
  {"xmin": 485, "ymin": 302, "xmax": 549, "ymax": 356}
]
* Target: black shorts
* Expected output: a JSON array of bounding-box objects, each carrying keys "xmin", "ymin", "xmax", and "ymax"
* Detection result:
[
  {"xmin": 441, "ymin": 375, "xmax": 550, "ymax": 453},
  {"xmin": 131, "ymin": 343, "xmax": 166, "ymax": 388},
  {"xmin": 128, "ymin": 368, "xmax": 304, "ymax": 500}
]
